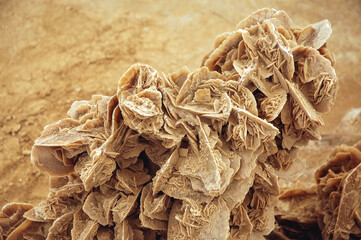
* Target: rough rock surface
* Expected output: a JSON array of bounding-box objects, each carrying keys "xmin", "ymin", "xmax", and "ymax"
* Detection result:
[{"xmin": 0, "ymin": 8, "xmax": 338, "ymax": 240}]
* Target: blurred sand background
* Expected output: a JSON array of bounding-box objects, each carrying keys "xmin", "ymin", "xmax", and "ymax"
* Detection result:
[{"xmin": 0, "ymin": 0, "xmax": 360, "ymax": 207}]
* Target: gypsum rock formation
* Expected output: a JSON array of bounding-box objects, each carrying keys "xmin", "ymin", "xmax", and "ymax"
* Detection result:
[{"xmin": 0, "ymin": 8, "xmax": 338, "ymax": 240}]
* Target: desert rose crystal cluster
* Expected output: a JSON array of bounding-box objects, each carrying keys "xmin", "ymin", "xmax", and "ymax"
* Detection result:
[{"xmin": 0, "ymin": 8, "xmax": 339, "ymax": 240}]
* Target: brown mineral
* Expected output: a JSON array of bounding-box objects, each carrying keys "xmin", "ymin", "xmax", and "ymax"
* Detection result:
[{"xmin": 0, "ymin": 8, "xmax": 338, "ymax": 240}]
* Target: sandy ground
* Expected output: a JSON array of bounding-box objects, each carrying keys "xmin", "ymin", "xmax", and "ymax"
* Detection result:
[{"xmin": 0, "ymin": 0, "xmax": 360, "ymax": 207}]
